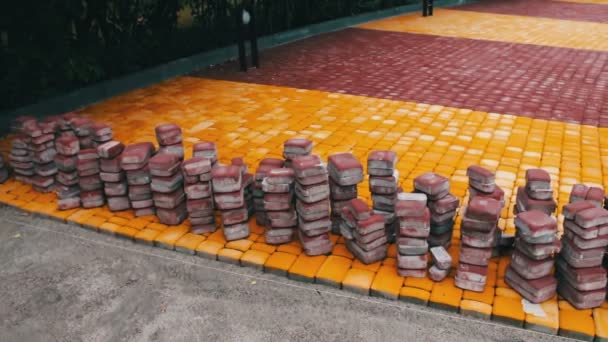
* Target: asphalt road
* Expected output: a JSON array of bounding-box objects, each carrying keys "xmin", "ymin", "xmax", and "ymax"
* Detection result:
[{"xmin": 0, "ymin": 206, "xmax": 570, "ymax": 342}]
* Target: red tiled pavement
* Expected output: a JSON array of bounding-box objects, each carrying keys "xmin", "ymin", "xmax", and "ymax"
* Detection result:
[
  {"xmin": 194, "ymin": 29, "xmax": 608, "ymax": 126},
  {"xmin": 457, "ymin": 0, "xmax": 608, "ymax": 23}
]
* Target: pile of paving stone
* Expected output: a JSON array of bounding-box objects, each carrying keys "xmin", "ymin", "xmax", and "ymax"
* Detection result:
[
  {"xmin": 569, "ymin": 184, "xmax": 605, "ymax": 208},
  {"xmin": 98, "ymin": 141, "xmax": 129, "ymax": 211},
  {"xmin": 231, "ymin": 157, "xmax": 255, "ymax": 218},
  {"xmin": 71, "ymin": 117, "xmax": 94, "ymax": 149},
  {"xmin": 368, "ymin": 150, "xmax": 400, "ymax": 242},
  {"xmin": 150, "ymin": 153, "xmax": 186, "ymax": 225},
  {"xmin": 263, "ymin": 167, "xmax": 297, "ymax": 244},
  {"xmin": 395, "ymin": 193, "xmax": 430, "ymax": 277},
  {"xmin": 557, "ymin": 201, "xmax": 608, "ymax": 309},
  {"xmin": 78, "ymin": 147, "xmax": 104, "ymax": 208},
  {"xmin": 183, "ymin": 156, "xmax": 216, "ymax": 234},
  {"xmin": 26, "ymin": 119, "xmax": 58, "ymax": 193},
  {"xmin": 156, "ymin": 123, "xmax": 184, "ymax": 160},
  {"xmin": 193, "ymin": 141, "xmax": 218, "ymax": 165},
  {"xmin": 414, "ymin": 172, "xmax": 458, "ymax": 248},
  {"xmin": 9, "ymin": 133, "xmax": 34, "ymax": 184},
  {"xmin": 122, "ymin": 142, "xmax": 155, "ymax": 217},
  {"xmin": 429, "ymin": 246, "xmax": 452, "ymax": 281},
  {"xmin": 505, "ymin": 210, "xmax": 559, "ymax": 303},
  {"xmin": 212, "ymin": 164, "xmax": 250, "ymax": 241},
  {"xmin": 0, "ymin": 155, "xmax": 8, "ymax": 184},
  {"xmin": 328, "ymin": 152, "xmax": 363, "ymax": 234},
  {"xmin": 456, "ymin": 196, "xmax": 502, "ymax": 292},
  {"xmin": 282, "ymin": 138, "xmax": 312, "ymax": 168},
  {"xmin": 55, "ymin": 134, "xmax": 80, "ymax": 209},
  {"xmin": 253, "ymin": 158, "xmax": 284, "ymax": 226},
  {"xmin": 341, "ymin": 198, "xmax": 388, "ymax": 264},
  {"xmin": 515, "ymin": 169, "xmax": 556, "ymax": 215},
  {"xmin": 91, "ymin": 123, "xmax": 113, "ymax": 148},
  {"xmin": 293, "ymin": 154, "xmax": 332, "ymax": 255}
]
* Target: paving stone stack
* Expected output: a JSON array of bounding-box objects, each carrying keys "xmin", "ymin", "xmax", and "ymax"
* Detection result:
[
  {"xmin": 429, "ymin": 246, "xmax": 452, "ymax": 281},
  {"xmin": 193, "ymin": 141, "xmax": 218, "ymax": 165},
  {"xmin": 292, "ymin": 154, "xmax": 332, "ymax": 256},
  {"xmin": 414, "ymin": 172, "xmax": 457, "ymax": 248},
  {"xmin": 78, "ymin": 148, "xmax": 104, "ymax": 208},
  {"xmin": 263, "ymin": 168, "xmax": 297, "ymax": 244},
  {"xmin": 505, "ymin": 210, "xmax": 559, "ymax": 303},
  {"xmin": 328, "ymin": 152, "xmax": 363, "ymax": 234},
  {"xmin": 0, "ymin": 155, "xmax": 8, "ymax": 184},
  {"xmin": 557, "ymin": 202, "xmax": 608, "ymax": 309},
  {"xmin": 150, "ymin": 153, "xmax": 186, "ymax": 225},
  {"xmin": 183, "ymin": 157, "xmax": 215, "ymax": 234},
  {"xmin": 98, "ymin": 141, "xmax": 129, "ymax": 211},
  {"xmin": 10, "ymin": 133, "xmax": 34, "ymax": 184},
  {"xmin": 121, "ymin": 142, "xmax": 156, "ymax": 217},
  {"xmin": 55, "ymin": 134, "xmax": 81, "ymax": 210},
  {"xmin": 569, "ymin": 184, "xmax": 605, "ymax": 208},
  {"xmin": 515, "ymin": 169, "xmax": 557, "ymax": 215},
  {"xmin": 395, "ymin": 192, "xmax": 430, "ymax": 277},
  {"xmin": 368, "ymin": 150, "xmax": 400, "ymax": 242},
  {"xmin": 22, "ymin": 119, "xmax": 57, "ymax": 193},
  {"xmin": 156, "ymin": 123, "xmax": 184, "ymax": 160},
  {"xmin": 466, "ymin": 166, "xmax": 505, "ymax": 205},
  {"xmin": 455, "ymin": 197, "xmax": 502, "ymax": 292},
  {"xmin": 71, "ymin": 117, "xmax": 94, "ymax": 149},
  {"xmin": 253, "ymin": 158, "xmax": 285, "ymax": 226},
  {"xmin": 90, "ymin": 123, "xmax": 113, "ymax": 148},
  {"xmin": 341, "ymin": 198, "xmax": 388, "ymax": 264},
  {"xmin": 232, "ymin": 157, "xmax": 255, "ymax": 217},
  {"xmin": 283, "ymin": 138, "xmax": 313, "ymax": 168},
  {"xmin": 212, "ymin": 165, "xmax": 250, "ymax": 241}
]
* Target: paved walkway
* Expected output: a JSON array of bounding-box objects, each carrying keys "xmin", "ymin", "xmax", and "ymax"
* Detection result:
[{"xmin": 1, "ymin": 0, "xmax": 607, "ymax": 340}]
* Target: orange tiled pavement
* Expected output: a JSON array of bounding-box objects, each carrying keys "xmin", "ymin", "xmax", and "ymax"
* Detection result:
[{"xmin": 0, "ymin": 78, "xmax": 607, "ymax": 339}]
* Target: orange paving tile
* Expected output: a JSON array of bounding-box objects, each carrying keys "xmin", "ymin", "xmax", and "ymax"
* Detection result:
[
  {"xmin": 217, "ymin": 248, "xmax": 243, "ymax": 265},
  {"xmin": 358, "ymin": 9, "xmax": 608, "ymax": 51},
  {"xmin": 342, "ymin": 268, "xmax": 375, "ymax": 295},
  {"xmin": 315, "ymin": 255, "xmax": 352, "ymax": 288},
  {"xmin": 250, "ymin": 242, "xmax": 276, "ymax": 254},
  {"xmin": 460, "ymin": 299, "xmax": 492, "ymax": 320},
  {"xmin": 399, "ymin": 286, "xmax": 431, "ymax": 305},
  {"xmin": 593, "ymin": 308, "xmax": 608, "ymax": 342},
  {"xmin": 370, "ymin": 265, "xmax": 404, "ymax": 300},
  {"xmin": 493, "ymin": 296, "xmax": 525, "ymax": 327},
  {"xmin": 525, "ymin": 299, "xmax": 559, "ymax": 335},
  {"xmin": 195, "ymin": 240, "xmax": 224, "ymax": 259},
  {"xmin": 559, "ymin": 310, "xmax": 596, "ymax": 341},
  {"xmin": 174, "ymin": 233, "xmax": 206, "ymax": 254},
  {"xmin": 154, "ymin": 226, "xmax": 190, "ymax": 250},
  {"xmin": 429, "ymin": 277, "xmax": 463, "ymax": 312},
  {"xmin": 134, "ymin": 228, "xmax": 162, "ymax": 245},
  {"xmin": 225, "ymin": 239, "xmax": 253, "ymax": 252},
  {"xmin": 240, "ymin": 249, "xmax": 270, "ymax": 269},
  {"xmin": 264, "ymin": 251, "xmax": 297, "ymax": 276},
  {"xmin": 114, "ymin": 226, "xmax": 139, "ymax": 240},
  {"xmin": 288, "ymin": 254, "xmax": 327, "ymax": 283}
]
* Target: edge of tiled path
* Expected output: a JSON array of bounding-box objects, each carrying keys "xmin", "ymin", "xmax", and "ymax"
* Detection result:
[{"xmin": 0, "ymin": 0, "xmax": 473, "ymax": 134}]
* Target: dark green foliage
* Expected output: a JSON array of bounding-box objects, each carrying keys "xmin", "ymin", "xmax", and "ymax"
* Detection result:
[{"xmin": 1, "ymin": 0, "xmax": 416, "ymax": 111}]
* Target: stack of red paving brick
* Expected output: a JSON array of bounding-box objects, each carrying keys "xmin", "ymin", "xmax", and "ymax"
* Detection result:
[
  {"xmin": 150, "ymin": 153, "xmax": 186, "ymax": 225},
  {"xmin": 328, "ymin": 152, "xmax": 363, "ymax": 234},
  {"xmin": 283, "ymin": 138, "xmax": 313, "ymax": 168},
  {"xmin": 429, "ymin": 246, "xmax": 452, "ymax": 281},
  {"xmin": 557, "ymin": 202, "xmax": 608, "ymax": 309},
  {"xmin": 156, "ymin": 124, "xmax": 184, "ymax": 160},
  {"xmin": 0, "ymin": 155, "xmax": 8, "ymax": 183},
  {"xmin": 569, "ymin": 184, "xmax": 605, "ymax": 208},
  {"xmin": 293, "ymin": 154, "xmax": 332, "ymax": 255},
  {"xmin": 368, "ymin": 150, "xmax": 400, "ymax": 242},
  {"xmin": 10, "ymin": 133, "xmax": 34, "ymax": 184},
  {"xmin": 193, "ymin": 141, "xmax": 218, "ymax": 165},
  {"xmin": 395, "ymin": 193, "xmax": 430, "ymax": 277},
  {"xmin": 24, "ymin": 119, "xmax": 58, "ymax": 193},
  {"xmin": 72, "ymin": 117, "xmax": 94, "ymax": 149},
  {"xmin": 98, "ymin": 141, "xmax": 129, "ymax": 211},
  {"xmin": 55, "ymin": 134, "xmax": 81, "ymax": 209},
  {"xmin": 505, "ymin": 210, "xmax": 559, "ymax": 303},
  {"xmin": 78, "ymin": 148, "xmax": 104, "ymax": 208},
  {"xmin": 456, "ymin": 197, "xmax": 502, "ymax": 292},
  {"xmin": 414, "ymin": 172, "xmax": 458, "ymax": 248},
  {"xmin": 212, "ymin": 165, "xmax": 250, "ymax": 241},
  {"xmin": 122, "ymin": 142, "xmax": 155, "ymax": 217},
  {"xmin": 253, "ymin": 158, "xmax": 285, "ymax": 226},
  {"xmin": 467, "ymin": 165, "xmax": 505, "ymax": 251},
  {"xmin": 341, "ymin": 198, "xmax": 388, "ymax": 264},
  {"xmin": 91, "ymin": 123, "xmax": 113, "ymax": 148},
  {"xmin": 231, "ymin": 157, "xmax": 255, "ymax": 217},
  {"xmin": 263, "ymin": 168, "xmax": 297, "ymax": 244},
  {"xmin": 515, "ymin": 169, "xmax": 556, "ymax": 215},
  {"xmin": 183, "ymin": 156, "xmax": 216, "ymax": 234}
]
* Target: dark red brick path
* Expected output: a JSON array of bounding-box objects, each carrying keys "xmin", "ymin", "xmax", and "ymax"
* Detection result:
[
  {"xmin": 457, "ymin": 0, "xmax": 608, "ymax": 23},
  {"xmin": 194, "ymin": 29, "xmax": 608, "ymax": 127}
]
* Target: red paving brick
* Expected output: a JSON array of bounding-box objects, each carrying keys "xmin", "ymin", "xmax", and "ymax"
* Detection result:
[
  {"xmin": 457, "ymin": 0, "xmax": 608, "ymax": 23},
  {"xmin": 195, "ymin": 29, "xmax": 608, "ymax": 126}
]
